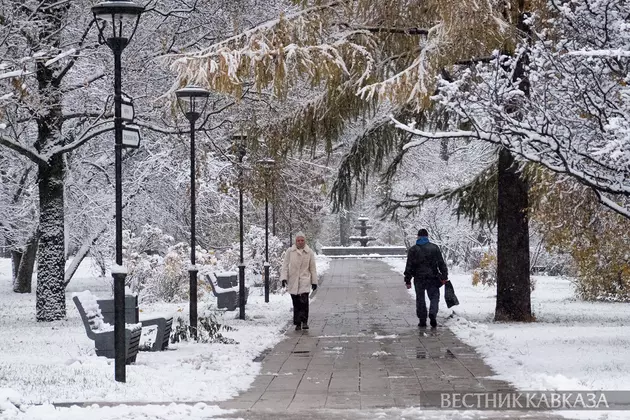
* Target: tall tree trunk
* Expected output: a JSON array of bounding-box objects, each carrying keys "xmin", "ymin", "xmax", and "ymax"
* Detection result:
[
  {"xmin": 36, "ymin": 156, "xmax": 66, "ymax": 321},
  {"xmin": 495, "ymin": 147, "xmax": 532, "ymax": 321},
  {"xmin": 339, "ymin": 210, "xmax": 350, "ymax": 246},
  {"xmin": 13, "ymin": 230, "xmax": 39, "ymax": 293},
  {"xmin": 494, "ymin": 0, "xmax": 533, "ymax": 322},
  {"xmin": 32, "ymin": 1, "xmax": 71, "ymax": 321}
]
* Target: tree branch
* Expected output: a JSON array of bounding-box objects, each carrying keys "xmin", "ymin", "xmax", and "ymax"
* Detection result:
[
  {"xmin": 0, "ymin": 135, "xmax": 47, "ymax": 165},
  {"xmin": 348, "ymin": 25, "xmax": 429, "ymax": 35}
]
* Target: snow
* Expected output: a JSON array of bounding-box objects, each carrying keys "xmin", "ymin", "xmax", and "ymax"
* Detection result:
[
  {"xmin": 212, "ymin": 285, "xmax": 239, "ymax": 294},
  {"xmin": 215, "ymin": 272, "xmax": 237, "ymax": 277},
  {"xmin": 0, "ymin": 256, "xmax": 329, "ymax": 419},
  {"xmin": 72, "ymin": 290, "xmax": 114, "ymax": 332},
  {"xmin": 109, "ymin": 265, "xmax": 127, "ymax": 275},
  {"xmin": 4, "ymin": 254, "xmax": 630, "ymax": 419},
  {"xmin": 315, "ymin": 254, "xmax": 330, "ymax": 277},
  {"xmin": 0, "ymin": 70, "xmax": 30, "ymax": 81},
  {"xmin": 384, "ymin": 258, "xmax": 630, "ymax": 420},
  {"xmin": 44, "ymin": 48, "xmax": 76, "ymax": 67}
]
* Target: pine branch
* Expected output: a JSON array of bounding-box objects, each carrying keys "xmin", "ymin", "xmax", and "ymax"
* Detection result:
[
  {"xmin": 378, "ymin": 162, "xmax": 499, "ymax": 227},
  {"xmin": 329, "ymin": 112, "xmax": 405, "ymax": 212}
]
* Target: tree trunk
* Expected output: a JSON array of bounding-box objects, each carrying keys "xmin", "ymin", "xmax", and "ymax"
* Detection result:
[
  {"xmin": 440, "ymin": 138, "xmax": 450, "ymax": 162},
  {"xmin": 339, "ymin": 210, "xmax": 350, "ymax": 246},
  {"xmin": 36, "ymin": 155, "xmax": 66, "ymax": 321},
  {"xmin": 11, "ymin": 250, "xmax": 22, "ymax": 284},
  {"xmin": 13, "ymin": 231, "xmax": 39, "ymax": 293},
  {"xmin": 495, "ymin": 147, "xmax": 532, "ymax": 321},
  {"xmin": 32, "ymin": 2, "xmax": 70, "ymax": 321}
]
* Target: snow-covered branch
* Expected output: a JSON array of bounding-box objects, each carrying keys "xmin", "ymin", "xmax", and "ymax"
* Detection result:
[{"xmin": 0, "ymin": 134, "xmax": 47, "ymax": 165}]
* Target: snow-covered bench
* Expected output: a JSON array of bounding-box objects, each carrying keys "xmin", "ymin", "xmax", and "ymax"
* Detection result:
[
  {"xmin": 72, "ymin": 291, "xmax": 142, "ymax": 364},
  {"xmin": 206, "ymin": 272, "xmax": 248, "ymax": 311},
  {"xmin": 97, "ymin": 295, "xmax": 173, "ymax": 352}
]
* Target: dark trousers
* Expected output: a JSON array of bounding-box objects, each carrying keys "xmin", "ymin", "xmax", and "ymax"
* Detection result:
[
  {"xmin": 414, "ymin": 281, "xmax": 440, "ymax": 320},
  {"xmin": 290, "ymin": 293, "xmax": 309, "ymax": 325}
]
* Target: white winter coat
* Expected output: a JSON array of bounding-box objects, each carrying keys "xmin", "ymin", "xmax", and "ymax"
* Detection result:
[{"xmin": 280, "ymin": 244, "xmax": 318, "ymax": 295}]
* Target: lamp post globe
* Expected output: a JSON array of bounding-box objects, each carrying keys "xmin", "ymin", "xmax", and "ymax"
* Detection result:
[
  {"xmin": 175, "ymin": 85, "xmax": 211, "ymax": 122},
  {"xmin": 92, "ymin": 0, "xmax": 144, "ymax": 51},
  {"xmin": 256, "ymin": 158, "xmax": 275, "ymax": 303},
  {"xmin": 175, "ymin": 85, "xmax": 210, "ymax": 339},
  {"xmin": 92, "ymin": 0, "xmax": 143, "ymax": 384}
]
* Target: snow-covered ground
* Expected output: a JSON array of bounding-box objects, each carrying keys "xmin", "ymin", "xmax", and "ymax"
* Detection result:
[
  {"xmin": 3, "ymin": 255, "xmax": 629, "ymax": 419},
  {"xmin": 384, "ymin": 258, "xmax": 630, "ymax": 420},
  {"xmin": 0, "ymin": 255, "xmax": 330, "ymax": 419}
]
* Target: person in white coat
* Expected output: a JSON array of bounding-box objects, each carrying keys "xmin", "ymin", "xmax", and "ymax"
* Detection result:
[{"xmin": 280, "ymin": 232, "xmax": 318, "ymax": 330}]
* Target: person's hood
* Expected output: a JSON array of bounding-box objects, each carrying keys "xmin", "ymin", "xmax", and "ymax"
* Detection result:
[{"xmin": 416, "ymin": 237, "xmax": 429, "ymax": 246}]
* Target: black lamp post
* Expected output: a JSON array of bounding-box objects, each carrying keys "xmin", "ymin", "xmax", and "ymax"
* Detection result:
[
  {"xmin": 175, "ymin": 85, "xmax": 210, "ymax": 339},
  {"xmin": 92, "ymin": 0, "xmax": 143, "ymax": 383},
  {"xmin": 232, "ymin": 134, "xmax": 247, "ymax": 320},
  {"xmin": 272, "ymin": 190, "xmax": 276, "ymax": 237},
  {"xmin": 257, "ymin": 158, "xmax": 275, "ymax": 303}
]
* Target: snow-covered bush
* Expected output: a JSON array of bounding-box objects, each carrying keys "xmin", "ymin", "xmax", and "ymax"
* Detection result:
[
  {"xmin": 171, "ymin": 311, "xmax": 237, "ymax": 345},
  {"xmin": 219, "ymin": 225, "xmax": 285, "ymax": 290},
  {"xmin": 122, "ymin": 225, "xmax": 221, "ymax": 303}
]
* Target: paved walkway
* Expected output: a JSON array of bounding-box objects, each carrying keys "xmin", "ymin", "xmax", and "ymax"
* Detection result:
[{"xmin": 219, "ymin": 259, "xmax": 566, "ymax": 419}]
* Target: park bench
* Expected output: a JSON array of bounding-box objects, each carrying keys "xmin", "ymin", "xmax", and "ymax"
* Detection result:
[
  {"xmin": 206, "ymin": 272, "xmax": 248, "ymax": 311},
  {"xmin": 97, "ymin": 294, "xmax": 173, "ymax": 352},
  {"xmin": 72, "ymin": 291, "xmax": 141, "ymax": 364}
]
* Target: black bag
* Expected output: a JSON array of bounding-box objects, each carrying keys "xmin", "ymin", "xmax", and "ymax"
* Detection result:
[{"xmin": 444, "ymin": 281, "xmax": 459, "ymax": 308}]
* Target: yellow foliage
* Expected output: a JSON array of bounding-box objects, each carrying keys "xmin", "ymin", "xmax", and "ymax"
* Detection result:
[
  {"xmin": 472, "ymin": 252, "xmax": 497, "ymax": 287},
  {"xmin": 529, "ymin": 168, "xmax": 630, "ymax": 301}
]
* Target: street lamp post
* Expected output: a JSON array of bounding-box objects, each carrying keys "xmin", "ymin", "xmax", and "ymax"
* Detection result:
[
  {"xmin": 257, "ymin": 158, "xmax": 275, "ymax": 303},
  {"xmin": 272, "ymin": 190, "xmax": 276, "ymax": 237},
  {"xmin": 175, "ymin": 85, "xmax": 210, "ymax": 340},
  {"xmin": 92, "ymin": 0, "xmax": 143, "ymax": 383},
  {"xmin": 232, "ymin": 134, "xmax": 247, "ymax": 320}
]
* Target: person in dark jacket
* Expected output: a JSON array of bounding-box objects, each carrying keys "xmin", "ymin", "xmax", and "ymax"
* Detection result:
[{"xmin": 404, "ymin": 228, "xmax": 448, "ymax": 328}]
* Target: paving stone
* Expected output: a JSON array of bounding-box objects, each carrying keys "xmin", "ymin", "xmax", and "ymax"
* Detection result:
[
  {"xmin": 287, "ymin": 392, "xmax": 327, "ymax": 411},
  {"xmin": 217, "ymin": 259, "xmax": 565, "ymax": 420}
]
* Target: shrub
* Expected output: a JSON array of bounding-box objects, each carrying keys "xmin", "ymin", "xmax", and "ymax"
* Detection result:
[
  {"xmin": 472, "ymin": 251, "xmax": 497, "ymax": 287},
  {"xmin": 123, "ymin": 225, "xmax": 221, "ymax": 303},
  {"xmin": 219, "ymin": 225, "xmax": 285, "ymax": 290},
  {"xmin": 171, "ymin": 312, "xmax": 238, "ymax": 344},
  {"xmin": 471, "ymin": 250, "xmax": 536, "ymax": 291},
  {"xmin": 528, "ymin": 168, "xmax": 630, "ymax": 301}
]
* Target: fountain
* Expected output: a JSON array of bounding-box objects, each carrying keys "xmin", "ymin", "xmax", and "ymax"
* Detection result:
[{"xmin": 348, "ymin": 216, "xmax": 376, "ymax": 247}]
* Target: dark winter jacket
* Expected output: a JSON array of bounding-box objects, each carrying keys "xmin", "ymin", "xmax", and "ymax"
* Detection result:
[{"xmin": 404, "ymin": 240, "xmax": 448, "ymax": 288}]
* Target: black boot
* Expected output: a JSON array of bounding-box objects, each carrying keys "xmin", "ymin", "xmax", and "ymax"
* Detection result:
[
  {"xmin": 429, "ymin": 315, "xmax": 437, "ymax": 328},
  {"xmin": 295, "ymin": 324, "xmax": 302, "ymax": 331},
  {"xmin": 302, "ymin": 322, "xmax": 309, "ymax": 330},
  {"xmin": 418, "ymin": 319, "xmax": 427, "ymax": 327}
]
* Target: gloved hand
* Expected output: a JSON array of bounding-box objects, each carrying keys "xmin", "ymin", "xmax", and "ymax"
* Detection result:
[
  {"xmin": 312, "ymin": 284, "xmax": 317, "ymax": 291},
  {"xmin": 281, "ymin": 280, "xmax": 287, "ymax": 288}
]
